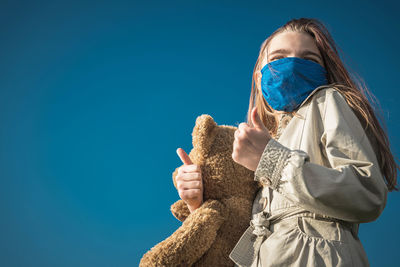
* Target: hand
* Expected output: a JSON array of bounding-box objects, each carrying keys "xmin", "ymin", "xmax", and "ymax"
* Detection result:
[
  {"xmin": 232, "ymin": 107, "xmax": 271, "ymax": 171},
  {"xmin": 175, "ymin": 148, "xmax": 203, "ymax": 213}
]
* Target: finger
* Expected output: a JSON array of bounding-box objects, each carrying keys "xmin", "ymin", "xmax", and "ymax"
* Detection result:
[
  {"xmin": 251, "ymin": 107, "xmax": 267, "ymax": 130},
  {"xmin": 176, "ymin": 148, "xmax": 193, "ymax": 165},
  {"xmin": 234, "ymin": 128, "xmax": 250, "ymax": 141},
  {"xmin": 233, "ymin": 129, "xmax": 252, "ymax": 146},
  {"xmin": 178, "ymin": 180, "xmax": 202, "ymax": 190},
  {"xmin": 180, "ymin": 189, "xmax": 202, "ymax": 199},
  {"xmin": 238, "ymin": 122, "xmax": 249, "ymax": 132},
  {"xmin": 178, "ymin": 172, "xmax": 201, "ymax": 181},
  {"xmin": 234, "ymin": 129, "xmax": 240, "ymax": 139},
  {"xmin": 180, "ymin": 164, "xmax": 201, "ymax": 173}
]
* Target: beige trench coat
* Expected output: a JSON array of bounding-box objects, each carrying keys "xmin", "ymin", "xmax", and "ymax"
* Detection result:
[{"xmin": 229, "ymin": 84, "xmax": 388, "ymax": 267}]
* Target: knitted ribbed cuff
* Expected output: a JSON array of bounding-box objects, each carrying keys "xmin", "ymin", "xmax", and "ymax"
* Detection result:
[{"xmin": 254, "ymin": 138, "xmax": 292, "ymax": 190}]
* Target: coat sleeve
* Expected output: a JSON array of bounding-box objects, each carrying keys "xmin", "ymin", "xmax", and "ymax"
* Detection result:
[{"xmin": 254, "ymin": 89, "xmax": 388, "ymax": 223}]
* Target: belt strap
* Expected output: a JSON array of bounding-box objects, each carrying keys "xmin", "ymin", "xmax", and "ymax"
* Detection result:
[
  {"xmin": 229, "ymin": 211, "xmax": 271, "ymax": 267},
  {"xmin": 229, "ymin": 209, "xmax": 355, "ymax": 267}
]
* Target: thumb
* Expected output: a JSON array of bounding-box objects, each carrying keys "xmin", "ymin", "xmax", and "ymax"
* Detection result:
[
  {"xmin": 176, "ymin": 148, "xmax": 193, "ymax": 165},
  {"xmin": 251, "ymin": 107, "xmax": 267, "ymax": 130}
]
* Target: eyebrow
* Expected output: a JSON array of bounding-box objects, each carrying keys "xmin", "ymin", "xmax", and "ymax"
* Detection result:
[{"xmin": 268, "ymin": 49, "xmax": 322, "ymax": 60}]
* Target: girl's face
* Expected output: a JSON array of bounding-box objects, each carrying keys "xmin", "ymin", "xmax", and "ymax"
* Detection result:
[{"xmin": 256, "ymin": 31, "xmax": 325, "ymax": 90}]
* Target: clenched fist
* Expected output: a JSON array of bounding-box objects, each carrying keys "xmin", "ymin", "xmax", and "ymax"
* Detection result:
[{"xmin": 232, "ymin": 107, "xmax": 271, "ymax": 171}]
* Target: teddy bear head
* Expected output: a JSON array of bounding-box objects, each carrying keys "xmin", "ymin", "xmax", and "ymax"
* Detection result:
[{"xmin": 173, "ymin": 114, "xmax": 260, "ymax": 201}]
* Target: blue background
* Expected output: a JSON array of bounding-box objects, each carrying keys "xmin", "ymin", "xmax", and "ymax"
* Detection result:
[{"xmin": 1, "ymin": 0, "xmax": 399, "ymax": 266}]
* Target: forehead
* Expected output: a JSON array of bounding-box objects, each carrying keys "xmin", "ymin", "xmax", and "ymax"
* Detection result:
[
  {"xmin": 259, "ymin": 31, "xmax": 320, "ymax": 69},
  {"xmin": 267, "ymin": 31, "xmax": 319, "ymax": 54}
]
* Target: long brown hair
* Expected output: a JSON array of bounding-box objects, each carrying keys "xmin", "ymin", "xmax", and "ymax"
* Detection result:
[{"xmin": 247, "ymin": 17, "xmax": 399, "ymax": 192}]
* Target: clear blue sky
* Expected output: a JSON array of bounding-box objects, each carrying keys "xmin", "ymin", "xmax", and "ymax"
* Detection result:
[{"xmin": 1, "ymin": 0, "xmax": 399, "ymax": 266}]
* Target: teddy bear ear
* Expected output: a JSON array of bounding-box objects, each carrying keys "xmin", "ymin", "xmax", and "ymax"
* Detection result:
[{"xmin": 191, "ymin": 114, "xmax": 218, "ymax": 160}]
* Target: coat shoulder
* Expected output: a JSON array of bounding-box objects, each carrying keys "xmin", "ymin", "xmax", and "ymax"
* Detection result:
[
  {"xmin": 309, "ymin": 86, "xmax": 342, "ymax": 103},
  {"xmin": 306, "ymin": 85, "xmax": 350, "ymax": 113}
]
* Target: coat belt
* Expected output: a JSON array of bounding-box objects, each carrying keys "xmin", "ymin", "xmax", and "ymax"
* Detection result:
[{"xmin": 229, "ymin": 208, "xmax": 355, "ymax": 267}]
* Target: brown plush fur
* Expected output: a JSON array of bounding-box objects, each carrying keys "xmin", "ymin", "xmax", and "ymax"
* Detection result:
[{"xmin": 140, "ymin": 114, "xmax": 261, "ymax": 267}]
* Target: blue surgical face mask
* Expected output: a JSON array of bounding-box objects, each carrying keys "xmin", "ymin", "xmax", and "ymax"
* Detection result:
[{"xmin": 260, "ymin": 56, "xmax": 328, "ymax": 111}]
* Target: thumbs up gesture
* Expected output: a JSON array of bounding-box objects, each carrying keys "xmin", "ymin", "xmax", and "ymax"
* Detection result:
[
  {"xmin": 232, "ymin": 107, "xmax": 272, "ymax": 171},
  {"xmin": 175, "ymin": 148, "xmax": 203, "ymax": 213}
]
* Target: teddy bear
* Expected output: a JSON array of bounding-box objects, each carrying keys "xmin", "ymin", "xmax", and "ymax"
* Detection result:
[{"xmin": 139, "ymin": 114, "xmax": 262, "ymax": 267}]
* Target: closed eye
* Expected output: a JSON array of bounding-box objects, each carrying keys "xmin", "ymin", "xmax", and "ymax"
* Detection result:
[
  {"xmin": 270, "ymin": 56, "xmax": 284, "ymax": 62},
  {"xmin": 270, "ymin": 56, "xmax": 319, "ymax": 64},
  {"xmin": 305, "ymin": 57, "xmax": 319, "ymax": 63}
]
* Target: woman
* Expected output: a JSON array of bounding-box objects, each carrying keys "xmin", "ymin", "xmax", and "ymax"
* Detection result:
[{"xmin": 176, "ymin": 17, "xmax": 398, "ymax": 266}]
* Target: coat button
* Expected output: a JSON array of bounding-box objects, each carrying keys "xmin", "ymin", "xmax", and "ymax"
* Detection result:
[
  {"xmin": 282, "ymin": 117, "xmax": 290, "ymax": 125},
  {"xmin": 262, "ymin": 177, "xmax": 271, "ymax": 186}
]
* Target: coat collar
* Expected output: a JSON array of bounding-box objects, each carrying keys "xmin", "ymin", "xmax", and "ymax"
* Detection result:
[
  {"xmin": 292, "ymin": 83, "xmax": 336, "ymax": 118},
  {"xmin": 298, "ymin": 83, "xmax": 336, "ymax": 109}
]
